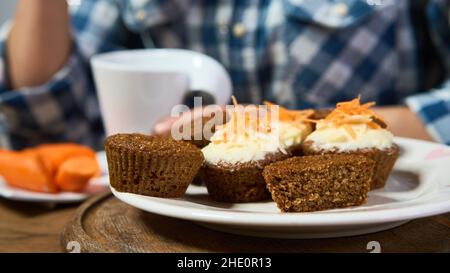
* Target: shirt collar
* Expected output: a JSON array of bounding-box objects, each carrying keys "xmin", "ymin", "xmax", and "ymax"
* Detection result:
[{"xmin": 283, "ymin": 0, "xmax": 377, "ymax": 28}]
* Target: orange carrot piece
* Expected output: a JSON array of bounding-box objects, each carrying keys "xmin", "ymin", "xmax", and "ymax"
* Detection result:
[
  {"xmin": 323, "ymin": 96, "xmax": 388, "ymax": 129},
  {"xmin": 35, "ymin": 143, "xmax": 96, "ymax": 175},
  {"xmin": 0, "ymin": 150, "xmax": 58, "ymax": 193},
  {"xmin": 20, "ymin": 148, "xmax": 57, "ymax": 179},
  {"xmin": 263, "ymin": 101, "xmax": 314, "ymax": 122},
  {"xmin": 367, "ymin": 121, "xmax": 381, "ymax": 129},
  {"xmin": 55, "ymin": 156, "xmax": 100, "ymax": 192}
]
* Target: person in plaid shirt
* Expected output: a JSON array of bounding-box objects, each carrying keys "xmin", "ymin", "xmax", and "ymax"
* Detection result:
[{"xmin": 0, "ymin": 0, "xmax": 449, "ymax": 150}]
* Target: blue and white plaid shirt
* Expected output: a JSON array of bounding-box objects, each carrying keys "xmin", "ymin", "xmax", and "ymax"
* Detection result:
[{"xmin": 0, "ymin": 0, "xmax": 449, "ymax": 149}]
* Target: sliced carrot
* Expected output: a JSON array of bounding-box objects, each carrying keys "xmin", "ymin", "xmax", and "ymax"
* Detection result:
[
  {"xmin": 55, "ymin": 156, "xmax": 100, "ymax": 192},
  {"xmin": 0, "ymin": 150, "xmax": 58, "ymax": 193},
  {"xmin": 20, "ymin": 148, "xmax": 57, "ymax": 180},
  {"xmin": 34, "ymin": 143, "xmax": 96, "ymax": 175}
]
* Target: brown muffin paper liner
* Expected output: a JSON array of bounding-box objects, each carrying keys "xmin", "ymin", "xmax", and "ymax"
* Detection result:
[
  {"xmin": 105, "ymin": 145, "xmax": 203, "ymax": 198},
  {"xmin": 201, "ymin": 152, "xmax": 290, "ymax": 203},
  {"xmin": 302, "ymin": 142, "xmax": 399, "ymax": 190}
]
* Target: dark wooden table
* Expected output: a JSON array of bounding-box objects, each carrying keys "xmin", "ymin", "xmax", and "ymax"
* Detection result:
[{"xmin": 0, "ymin": 131, "xmax": 449, "ymax": 253}]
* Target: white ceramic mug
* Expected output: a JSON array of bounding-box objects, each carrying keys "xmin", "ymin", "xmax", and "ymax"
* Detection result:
[{"xmin": 91, "ymin": 49, "xmax": 232, "ymax": 136}]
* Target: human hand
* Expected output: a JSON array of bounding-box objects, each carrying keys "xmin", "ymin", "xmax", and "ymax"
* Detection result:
[{"xmin": 153, "ymin": 106, "xmax": 226, "ymax": 142}]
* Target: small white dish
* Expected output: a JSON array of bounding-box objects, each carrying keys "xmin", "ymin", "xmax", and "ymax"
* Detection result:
[
  {"xmin": 111, "ymin": 137, "xmax": 450, "ymax": 238},
  {"xmin": 0, "ymin": 152, "xmax": 109, "ymax": 203}
]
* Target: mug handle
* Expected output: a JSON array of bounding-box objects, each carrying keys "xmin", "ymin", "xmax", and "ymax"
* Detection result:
[
  {"xmin": 184, "ymin": 54, "xmax": 232, "ymax": 106},
  {"xmin": 182, "ymin": 90, "xmax": 217, "ymax": 108}
]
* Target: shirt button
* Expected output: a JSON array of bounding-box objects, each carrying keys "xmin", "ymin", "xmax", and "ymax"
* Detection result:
[
  {"xmin": 136, "ymin": 9, "xmax": 146, "ymax": 21},
  {"xmin": 332, "ymin": 3, "xmax": 349, "ymax": 17},
  {"xmin": 232, "ymin": 23, "xmax": 246, "ymax": 38}
]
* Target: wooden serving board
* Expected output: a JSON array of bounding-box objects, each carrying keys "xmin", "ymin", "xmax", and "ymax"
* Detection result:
[{"xmin": 61, "ymin": 193, "xmax": 450, "ymax": 253}]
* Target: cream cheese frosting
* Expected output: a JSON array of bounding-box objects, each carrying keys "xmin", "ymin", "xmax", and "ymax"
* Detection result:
[
  {"xmin": 201, "ymin": 97, "xmax": 314, "ymax": 165},
  {"xmin": 202, "ymin": 120, "xmax": 311, "ymax": 165},
  {"xmin": 306, "ymin": 116, "xmax": 394, "ymax": 151},
  {"xmin": 279, "ymin": 121, "xmax": 311, "ymax": 148}
]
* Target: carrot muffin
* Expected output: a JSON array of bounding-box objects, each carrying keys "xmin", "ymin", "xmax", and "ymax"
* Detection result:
[
  {"xmin": 200, "ymin": 98, "xmax": 312, "ymax": 202},
  {"xmin": 263, "ymin": 101, "xmax": 314, "ymax": 155},
  {"xmin": 178, "ymin": 108, "xmax": 228, "ymax": 149},
  {"xmin": 169, "ymin": 108, "xmax": 228, "ymax": 185},
  {"xmin": 263, "ymin": 155, "xmax": 375, "ymax": 212},
  {"xmin": 105, "ymin": 133, "xmax": 204, "ymax": 197},
  {"xmin": 302, "ymin": 96, "xmax": 399, "ymax": 189}
]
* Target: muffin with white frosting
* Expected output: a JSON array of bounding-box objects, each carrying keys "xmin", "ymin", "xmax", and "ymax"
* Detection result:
[
  {"xmin": 302, "ymin": 96, "xmax": 399, "ymax": 189},
  {"xmin": 264, "ymin": 101, "xmax": 313, "ymax": 155},
  {"xmin": 201, "ymin": 98, "xmax": 313, "ymax": 202}
]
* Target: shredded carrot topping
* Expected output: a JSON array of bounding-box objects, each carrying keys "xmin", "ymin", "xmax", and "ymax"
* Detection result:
[
  {"xmin": 215, "ymin": 96, "xmax": 274, "ymax": 143},
  {"xmin": 212, "ymin": 96, "xmax": 320, "ymax": 143},
  {"xmin": 315, "ymin": 95, "xmax": 387, "ymax": 139},
  {"xmin": 215, "ymin": 96, "xmax": 385, "ymax": 142},
  {"xmin": 263, "ymin": 101, "xmax": 314, "ymax": 124},
  {"xmin": 213, "ymin": 97, "xmax": 314, "ymax": 143}
]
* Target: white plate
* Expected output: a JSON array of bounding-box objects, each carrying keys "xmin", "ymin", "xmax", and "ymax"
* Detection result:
[
  {"xmin": 0, "ymin": 152, "xmax": 110, "ymax": 203},
  {"xmin": 111, "ymin": 137, "xmax": 450, "ymax": 238}
]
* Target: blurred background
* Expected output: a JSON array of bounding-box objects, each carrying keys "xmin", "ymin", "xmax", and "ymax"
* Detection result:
[{"xmin": 0, "ymin": 0, "xmax": 16, "ymax": 24}]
